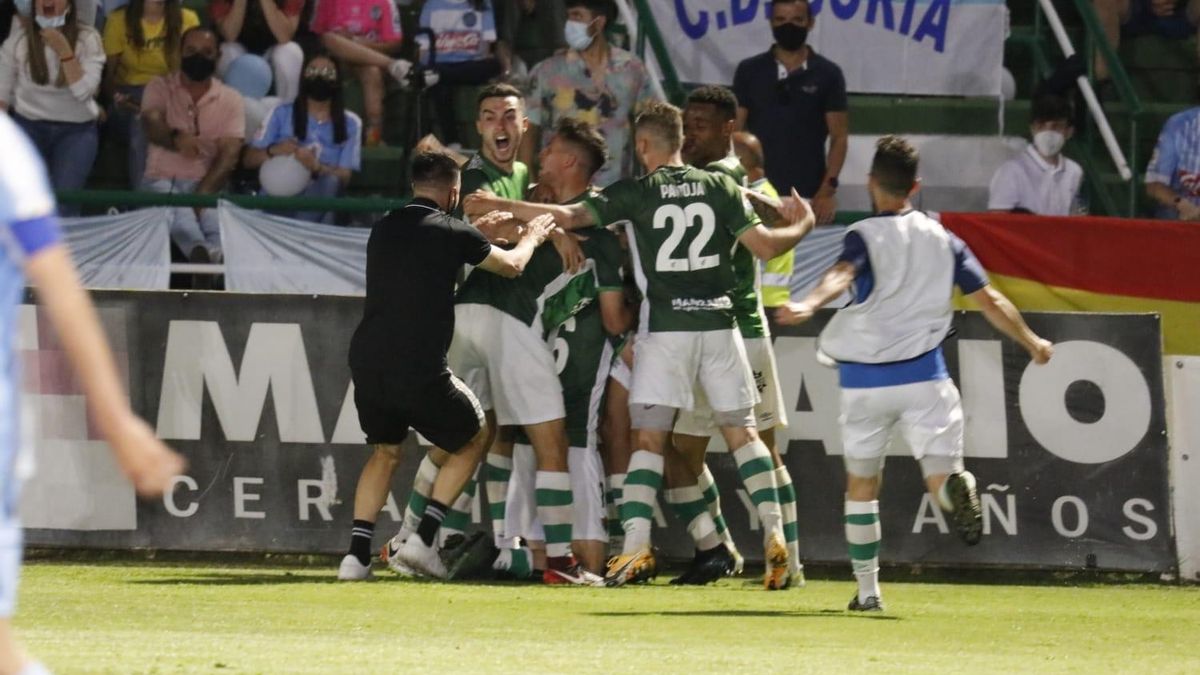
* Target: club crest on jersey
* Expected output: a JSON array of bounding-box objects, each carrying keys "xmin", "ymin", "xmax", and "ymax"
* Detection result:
[{"xmin": 660, "ymin": 182, "xmax": 706, "ymax": 199}]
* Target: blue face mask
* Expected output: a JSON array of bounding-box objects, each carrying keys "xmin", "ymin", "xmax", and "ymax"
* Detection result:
[
  {"xmin": 13, "ymin": 0, "xmax": 32, "ymax": 16},
  {"xmin": 564, "ymin": 19, "xmax": 595, "ymax": 51},
  {"xmin": 35, "ymin": 12, "xmax": 68, "ymax": 29}
]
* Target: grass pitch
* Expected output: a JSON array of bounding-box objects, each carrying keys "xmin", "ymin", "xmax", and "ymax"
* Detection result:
[{"xmin": 14, "ymin": 560, "xmax": 1199, "ymax": 674}]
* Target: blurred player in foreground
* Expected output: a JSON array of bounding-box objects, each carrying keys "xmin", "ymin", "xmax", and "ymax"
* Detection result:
[
  {"xmin": 0, "ymin": 115, "xmax": 185, "ymax": 675},
  {"xmin": 776, "ymin": 135, "xmax": 1054, "ymax": 611}
]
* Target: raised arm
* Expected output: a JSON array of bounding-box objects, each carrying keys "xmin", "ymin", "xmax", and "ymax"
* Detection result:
[
  {"xmin": 464, "ymin": 191, "xmax": 595, "ymax": 230},
  {"xmin": 736, "ymin": 187, "xmax": 816, "ymax": 261},
  {"xmin": 476, "ymin": 213, "xmax": 556, "ymax": 278},
  {"xmin": 967, "ymin": 285, "xmax": 1053, "ymax": 364},
  {"xmin": 774, "ymin": 260, "xmax": 856, "ymax": 325}
]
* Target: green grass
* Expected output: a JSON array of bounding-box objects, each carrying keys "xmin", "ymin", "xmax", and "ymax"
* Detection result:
[{"xmin": 13, "ymin": 561, "xmax": 1200, "ymax": 674}]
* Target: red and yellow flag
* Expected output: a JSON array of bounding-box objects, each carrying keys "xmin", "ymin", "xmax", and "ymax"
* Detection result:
[{"xmin": 941, "ymin": 212, "xmax": 1200, "ymax": 355}]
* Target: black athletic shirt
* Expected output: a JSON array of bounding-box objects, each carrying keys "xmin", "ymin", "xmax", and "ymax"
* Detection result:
[{"xmin": 349, "ymin": 198, "xmax": 492, "ymax": 385}]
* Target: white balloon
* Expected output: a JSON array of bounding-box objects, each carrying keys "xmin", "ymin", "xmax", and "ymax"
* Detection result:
[{"xmin": 259, "ymin": 155, "xmax": 311, "ymax": 197}]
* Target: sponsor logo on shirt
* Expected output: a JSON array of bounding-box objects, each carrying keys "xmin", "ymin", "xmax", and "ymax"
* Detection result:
[
  {"xmin": 671, "ymin": 297, "xmax": 732, "ymax": 312},
  {"xmin": 436, "ymin": 31, "xmax": 482, "ymax": 54}
]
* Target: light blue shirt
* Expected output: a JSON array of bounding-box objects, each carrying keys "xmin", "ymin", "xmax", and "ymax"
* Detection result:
[
  {"xmin": 1145, "ymin": 107, "xmax": 1200, "ymax": 217},
  {"xmin": 419, "ymin": 0, "xmax": 498, "ymax": 64},
  {"xmin": 250, "ymin": 103, "xmax": 363, "ymax": 171}
]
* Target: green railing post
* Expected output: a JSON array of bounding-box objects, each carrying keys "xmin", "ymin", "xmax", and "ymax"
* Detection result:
[{"xmin": 628, "ymin": 0, "xmax": 687, "ymax": 105}]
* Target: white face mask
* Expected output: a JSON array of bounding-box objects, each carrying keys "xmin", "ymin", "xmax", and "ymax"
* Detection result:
[
  {"xmin": 35, "ymin": 5, "xmax": 69, "ymax": 29},
  {"xmin": 564, "ymin": 20, "xmax": 595, "ymax": 51},
  {"xmin": 1033, "ymin": 129, "xmax": 1065, "ymax": 157}
]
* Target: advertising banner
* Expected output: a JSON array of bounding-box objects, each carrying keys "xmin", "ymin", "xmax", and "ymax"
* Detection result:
[{"xmin": 22, "ymin": 292, "xmax": 1174, "ymax": 572}]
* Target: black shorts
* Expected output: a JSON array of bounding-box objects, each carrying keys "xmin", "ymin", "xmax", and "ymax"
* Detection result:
[{"xmin": 353, "ymin": 369, "xmax": 486, "ymax": 452}]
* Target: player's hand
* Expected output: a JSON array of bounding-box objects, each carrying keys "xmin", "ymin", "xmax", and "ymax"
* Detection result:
[
  {"xmin": 415, "ymin": 133, "xmax": 445, "ymax": 155},
  {"xmin": 41, "ymin": 29, "xmax": 72, "ymax": 59},
  {"xmin": 107, "ymin": 415, "xmax": 186, "ymax": 498},
  {"xmin": 550, "ymin": 228, "xmax": 586, "ymax": 272},
  {"xmin": 522, "ymin": 213, "xmax": 556, "ymax": 246},
  {"xmin": 781, "ymin": 187, "xmax": 815, "ymax": 228},
  {"xmin": 463, "ymin": 190, "xmax": 501, "ymax": 219},
  {"xmin": 812, "ymin": 189, "xmax": 837, "ymax": 225},
  {"xmin": 173, "ymin": 132, "xmax": 202, "ymax": 159},
  {"xmin": 473, "ymin": 209, "xmax": 518, "ymax": 244},
  {"xmin": 774, "ymin": 301, "xmax": 815, "ymax": 325},
  {"xmin": 1027, "ymin": 337, "xmax": 1054, "ymax": 365}
]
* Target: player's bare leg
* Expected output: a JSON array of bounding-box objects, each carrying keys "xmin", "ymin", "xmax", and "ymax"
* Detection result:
[
  {"xmin": 0, "ymin": 620, "xmax": 37, "ymax": 675},
  {"xmin": 339, "ymin": 444, "xmax": 404, "ymax": 580},
  {"xmin": 717, "ymin": 423, "xmax": 788, "ymax": 590}
]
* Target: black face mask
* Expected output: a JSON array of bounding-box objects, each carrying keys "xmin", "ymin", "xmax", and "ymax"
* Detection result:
[
  {"xmin": 773, "ymin": 23, "xmax": 808, "ymax": 52},
  {"xmin": 304, "ymin": 77, "xmax": 338, "ymax": 102},
  {"xmin": 180, "ymin": 54, "xmax": 216, "ymax": 82}
]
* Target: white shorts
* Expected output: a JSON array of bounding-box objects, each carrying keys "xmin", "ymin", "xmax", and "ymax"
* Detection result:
[
  {"xmin": 447, "ymin": 304, "xmax": 565, "ymax": 427},
  {"xmin": 675, "ymin": 336, "xmax": 787, "ymax": 436},
  {"xmin": 506, "ymin": 443, "xmax": 608, "ymax": 543},
  {"xmin": 609, "ymin": 355, "xmax": 632, "ymax": 390},
  {"xmin": 839, "ymin": 378, "xmax": 965, "ymax": 477},
  {"xmin": 630, "ymin": 330, "xmax": 757, "ymax": 413}
]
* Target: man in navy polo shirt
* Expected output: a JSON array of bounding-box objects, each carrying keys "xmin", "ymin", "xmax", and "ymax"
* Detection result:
[{"xmin": 733, "ymin": 0, "xmax": 848, "ymax": 224}]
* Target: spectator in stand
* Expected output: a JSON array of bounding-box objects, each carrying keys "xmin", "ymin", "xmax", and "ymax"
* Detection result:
[
  {"xmin": 310, "ymin": 0, "xmax": 407, "ymax": 146},
  {"xmin": 0, "ymin": 0, "xmax": 105, "ymax": 214},
  {"xmin": 988, "ymin": 93, "xmax": 1084, "ymax": 216},
  {"xmin": 518, "ymin": 0, "xmax": 656, "ymax": 187},
  {"xmin": 1094, "ymin": 1, "xmax": 1200, "ymax": 83},
  {"xmin": 733, "ymin": 0, "xmax": 847, "ymax": 224},
  {"xmin": 211, "ymin": 0, "xmax": 306, "ymax": 102},
  {"xmin": 497, "ymin": 0, "xmax": 564, "ymax": 78},
  {"xmin": 1145, "ymin": 104, "xmax": 1200, "ymax": 219},
  {"xmin": 244, "ymin": 51, "xmax": 361, "ymax": 223},
  {"xmin": 102, "ymin": 0, "xmax": 199, "ymax": 188},
  {"xmin": 140, "ymin": 26, "xmax": 244, "ymax": 263},
  {"xmin": 419, "ymin": 0, "xmax": 507, "ymax": 148}
]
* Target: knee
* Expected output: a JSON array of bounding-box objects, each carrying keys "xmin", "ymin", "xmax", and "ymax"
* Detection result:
[
  {"xmin": 845, "ymin": 473, "xmax": 880, "ymax": 501},
  {"xmin": 271, "ymin": 42, "xmax": 304, "ymax": 69},
  {"xmin": 371, "ymin": 444, "xmax": 404, "ymax": 469}
]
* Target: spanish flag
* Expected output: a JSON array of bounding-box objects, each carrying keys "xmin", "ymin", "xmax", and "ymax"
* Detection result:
[{"xmin": 941, "ymin": 213, "xmax": 1200, "ymax": 356}]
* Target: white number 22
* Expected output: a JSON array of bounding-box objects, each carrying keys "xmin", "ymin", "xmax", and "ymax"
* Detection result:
[{"xmin": 653, "ymin": 203, "xmax": 719, "ymax": 272}]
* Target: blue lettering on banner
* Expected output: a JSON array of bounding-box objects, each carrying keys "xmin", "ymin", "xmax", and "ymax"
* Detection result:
[
  {"xmin": 811, "ymin": 0, "xmax": 951, "ymax": 53},
  {"xmin": 675, "ymin": 0, "xmax": 764, "ymax": 40}
]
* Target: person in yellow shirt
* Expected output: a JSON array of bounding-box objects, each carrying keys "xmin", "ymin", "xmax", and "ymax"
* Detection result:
[
  {"xmin": 101, "ymin": 0, "xmax": 199, "ymax": 187},
  {"xmin": 734, "ymin": 130, "xmax": 795, "ymax": 308}
]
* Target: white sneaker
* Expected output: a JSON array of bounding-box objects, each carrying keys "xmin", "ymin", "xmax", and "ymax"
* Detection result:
[
  {"xmin": 396, "ymin": 537, "xmax": 448, "ymax": 579},
  {"xmin": 380, "ymin": 534, "xmax": 417, "ymax": 577},
  {"xmin": 388, "ymin": 58, "xmax": 413, "ymax": 82},
  {"xmin": 337, "ymin": 554, "xmax": 373, "ymax": 581}
]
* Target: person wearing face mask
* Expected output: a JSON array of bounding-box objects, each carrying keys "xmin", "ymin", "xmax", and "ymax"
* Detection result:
[
  {"xmin": 732, "ymin": 0, "xmax": 847, "ymax": 225},
  {"xmin": 139, "ymin": 26, "xmax": 244, "ymax": 271},
  {"xmin": 988, "ymin": 93, "xmax": 1084, "ymax": 216},
  {"xmin": 244, "ymin": 51, "xmax": 362, "ymax": 223},
  {"xmin": 517, "ymin": 0, "xmax": 657, "ymax": 187},
  {"xmin": 0, "ymin": 0, "xmax": 104, "ymax": 214}
]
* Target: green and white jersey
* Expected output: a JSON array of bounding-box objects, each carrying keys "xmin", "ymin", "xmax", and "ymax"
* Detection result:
[
  {"xmin": 705, "ymin": 154, "xmax": 767, "ymax": 339},
  {"xmin": 457, "ymin": 154, "xmax": 530, "ymax": 218},
  {"xmin": 584, "ymin": 165, "xmax": 753, "ymax": 333}
]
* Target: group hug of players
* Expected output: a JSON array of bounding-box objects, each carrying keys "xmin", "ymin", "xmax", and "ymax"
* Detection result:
[{"xmin": 339, "ymin": 82, "xmax": 1056, "ymax": 610}]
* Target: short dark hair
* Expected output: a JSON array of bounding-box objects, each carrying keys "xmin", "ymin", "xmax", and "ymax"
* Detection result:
[
  {"xmin": 1031, "ymin": 93, "xmax": 1073, "ymax": 124},
  {"xmin": 771, "ymin": 0, "xmax": 810, "ymax": 15},
  {"xmin": 870, "ymin": 135, "xmax": 919, "ymax": 197},
  {"xmin": 687, "ymin": 85, "xmax": 738, "ymax": 122},
  {"xmin": 555, "ymin": 117, "xmax": 608, "ymax": 177},
  {"xmin": 635, "ymin": 101, "xmax": 684, "ymax": 152},
  {"xmin": 181, "ymin": 25, "xmax": 218, "ymax": 47},
  {"xmin": 477, "ymin": 83, "xmax": 524, "ymax": 110},
  {"xmin": 565, "ymin": 0, "xmax": 614, "ymax": 21},
  {"xmin": 410, "ymin": 151, "xmax": 461, "ymax": 188}
]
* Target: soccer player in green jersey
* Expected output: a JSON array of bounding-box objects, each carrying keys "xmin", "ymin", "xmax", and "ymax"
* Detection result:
[
  {"xmin": 665, "ymin": 87, "xmax": 804, "ymax": 589},
  {"xmin": 464, "ymin": 101, "xmax": 815, "ymax": 587},
  {"xmin": 502, "ymin": 118, "xmax": 632, "ymax": 577}
]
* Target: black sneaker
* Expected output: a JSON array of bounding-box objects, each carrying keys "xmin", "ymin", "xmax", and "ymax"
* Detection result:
[
  {"xmin": 669, "ymin": 545, "xmax": 733, "ymax": 586},
  {"xmin": 945, "ymin": 470, "xmax": 983, "ymax": 546},
  {"xmin": 848, "ymin": 593, "xmax": 884, "ymax": 612}
]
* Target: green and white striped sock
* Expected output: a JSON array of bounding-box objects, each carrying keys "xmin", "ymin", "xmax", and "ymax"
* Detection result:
[
  {"xmin": 484, "ymin": 453, "xmax": 513, "ymax": 548},
  {"xmin": 845, "ymin": 499, "xmax": 881, "ymax": 602},
  {"xmin": 536, "ymin": 470, "xmax": 574, "ymax": 558},
  {"xmin": 697, "ymin": 464, "xmax": 736, "ymax": 553},
  {"xmin": 606, "ymin": 473, "xmax": 626, "ymax": 551},
  {"xmin": 733, "ymin": 440, "xmax": 783, "ymax": 545},
  {"xmin": 665, "ymin": 484, "xmax": 722, "ymax": 551},
  {"xmin": 400, "ymin": 453, "xmax": 439, "ymax": 541},
  {"xmin": 620, "ymin": 450, "xmax": 663, "ymax": 553},
  {"xmin": 775, "ymin": 466, "xmax": 801, "ymax": 571},
  {"xmin": 439, "ymin": 476, "xmax": 477, "ymax": 545}
]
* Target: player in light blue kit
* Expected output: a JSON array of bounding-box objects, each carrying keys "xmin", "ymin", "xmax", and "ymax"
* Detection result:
[
  {"xmin": 0, "ymin": 115, "xmax": 184, "ymax": 675},
  {"xmin": 777, "ymin": 136, "xmax": 1054, "ymax": 612}
]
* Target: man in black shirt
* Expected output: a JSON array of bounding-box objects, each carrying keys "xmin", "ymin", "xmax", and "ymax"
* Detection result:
[
  {"xmin": 339, "ymin": 151, "xmax": 554, "ymax": 580},
  {"xmin": 733, "ymin": 0, "xmax": 848, "ymax": 224}
]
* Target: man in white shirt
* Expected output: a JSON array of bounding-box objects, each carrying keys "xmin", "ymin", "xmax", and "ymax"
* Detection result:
[{"xmin": 988, "ymin": 93, "xmax": 1084, "ymax": 216}]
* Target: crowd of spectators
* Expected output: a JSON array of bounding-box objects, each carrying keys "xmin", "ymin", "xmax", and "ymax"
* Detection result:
[{"xmin": 0, "ymin": 0, "xmax": 1196, "ymax": 233}]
